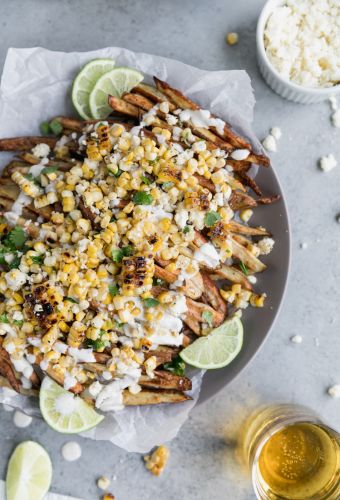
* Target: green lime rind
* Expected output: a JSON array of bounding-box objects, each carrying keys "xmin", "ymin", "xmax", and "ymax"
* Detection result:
[
  {"xmin": 72, "ymin": 58, "xmax": 116, "ymax": 119},
  {"xmin": 180, "ymin": 316, "xmax": 243, "ymax": 369},
  {"xmin": 39, "ymin": 376, "xmax": 104, "ymax": 434},
  {"xmin": 89, "ymin": 66, "xmax": 144, "ymax": 119},
  {"xmin": 6, "ymin": 441, "xmax": 52, "ymax": 500}
]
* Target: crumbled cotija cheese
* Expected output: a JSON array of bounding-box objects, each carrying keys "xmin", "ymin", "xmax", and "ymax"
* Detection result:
[{"xmin": 264, "ymin": 0, "xmax": 340, "ymax": 88}]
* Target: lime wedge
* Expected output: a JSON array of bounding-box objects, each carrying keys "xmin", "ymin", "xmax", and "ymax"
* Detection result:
[
  {"xmin": 89, "ymin": 66, "xmax": 144, "ymax": 119},
  {"xmin": 39, "ymin": 376, "xmax": 104, "ymax": 434},
  {"xmin": 6, "ymin": 441, "xmax": 52, "ymax": 500},
  {"xmin": 72, "ymin": 58, "xmax": 116, "ymax": 119},
  {"xmin": 180, "ymin": 316, "xmax": 243, "ymax": 369}
]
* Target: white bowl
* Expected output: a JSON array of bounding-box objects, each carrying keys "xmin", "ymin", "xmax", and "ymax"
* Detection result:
[{"xmin": 256, "ymin": 0, "xmax": 340, "ymax": 104}]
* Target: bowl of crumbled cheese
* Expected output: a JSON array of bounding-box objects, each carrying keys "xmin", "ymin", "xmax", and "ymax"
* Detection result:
[{"xmin": 257, "ymin": 0, "xmax": 340, "ymax": 103}]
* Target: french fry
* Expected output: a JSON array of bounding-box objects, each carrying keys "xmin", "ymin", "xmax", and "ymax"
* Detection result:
[
  {"xmin": 123, "ymin": 389, "xmax": 191, "ymax": 406},
  {"xmin": 0, "ymin": 136, "xmax": 57, "ymax": 151}
]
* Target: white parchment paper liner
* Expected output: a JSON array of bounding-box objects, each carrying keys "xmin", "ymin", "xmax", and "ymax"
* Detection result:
[{"xmin": 0, "ymin": 47, "xmax": 260, "ymax": 453}]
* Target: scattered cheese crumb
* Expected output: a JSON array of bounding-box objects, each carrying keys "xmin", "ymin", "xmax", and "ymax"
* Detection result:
[
  {"xmin": 319, "ymin": 154, "xmax": 337, "ymax": 172},
  {"xmin": 144, "ymin": 445, "xmax": 169, "ymax": 476},
  {"xmin": 257, "ymin": 237, "xmax": 275, "ymax": 255},
  {"xmin": 290, "ymin": 334, "xmax": 303, "ymax": 344},
  {"xmin": 226, "ymin": 32, "xmax": 239, "ymax": 45},
  {"xmin": 248, "ymin": 275, "xmax": 257, "ymax": 284},
  {"xmin": 97, "ymin": 476, "xmax": 111, "ymax": 491},
  {"xmin": 331, "ymin": 109, "xmax": 340, "ymax": 128},
  {"xmin": 329, "ymin": 96, "xmax": 338, "ymax": 112},
  {"xmin": 327, "ymin": 384, "xmax": 340, "ymax": 398},
  {"xmin": 262, "ymin": 134, "xmax": 277, "ymax": 153},
  {"xmin": 300, "ymin": 242, "xmax": 308, "ymax": 250},
  {"xmin": 270, "ymin": 127, "xmax": 282, "ymax": 140},
  {"xmin": 31, "ymin": 143, "xmax": 50, "ymax": 158}
]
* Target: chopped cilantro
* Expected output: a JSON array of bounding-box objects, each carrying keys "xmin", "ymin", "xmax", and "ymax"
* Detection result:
[
  {"xmin": 6, "ymin": 226, "xmax": 27, "ymax": 250},
  {"xmin": 153, "ymin": 277, "xmax": 166, "ymax": 286},
  {"xmin": 111, "ymin": 249, "xmax": 123, "ymax": 262},
  {"xmin": 40, "ymin": 121, "xmax": 51, "ymax": 135},
  {"xmin": 183, "ymin": 225, "xmax": 190, "ymax": 234},
  {"xmin": 0, "ymin": 313, "xmax": 9, "ymax": 323},
  {"xmin": 108, "ymin": 284, "xmax": 119, "ymax": 297},
  {"xmin": 204, "ymin": 211, "xmax": 221, "ymax": 228},
  {"xmin": 24, "ymin": 173, "xmax": 40, "ymax": 186},
  {"xmin": 143, "ymin": 298, "xmax": 159, "ymax": 308},
  {"xmin": 164, "ymin": 356, "xmax": 186, "ymax": 376},
  {"xmin": 13, "ymin": 319, "xmax": 24, "ymax": 327},
  {"xmin": 49, "ymin": 119, "xmax": 63, "ymax": 136},
  {"xmin": 65, "ymin": 297, "xmax": 79, "ymax": 304},
  {"xmin": 114, "ymin": 168, "xmax": 123, "ymax": 178},
  {"xmin": 7, "ymin": 255, "xmax": 21, "ymax": 270},
  {"xmin": 132, "ymin": 191, "xmax": 153, "ymax": 205},
  {"xmin": 86, "ymin": 338, "xmax": 105, "ymax": 351},
  {"xmin": 41, "ymin": 166, "xmax": 59, "ymax": 175},
  {"xmin": 239, "ymin": 261, "xmax": 249, "ymax": 275},
  {"xmin": 202, "ymin": 310, "xmax": 213, "ymax": 327},
  {"xmin": 31, "ymin": 255, "xmax": 44, "ymax": 264},
  {"xmin": 141, "ymin": 175, "xmax": 152, "ymax": 185}
]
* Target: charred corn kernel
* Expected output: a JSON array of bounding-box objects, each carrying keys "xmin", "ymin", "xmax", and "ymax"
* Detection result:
[
  {"xmin": 144, "ymin": 311, "xmax": 155, "ymax": 321},
  {"xmin": 34, "ymin": 191, "xmax": 58, "ymax": 208},
  {"xmin": 86, "ymin": 139, "xmax": 102, "ymax": 160},
  {"xmin": 11, "ymin": 171, "xmax": 42, "ymax": 198},
  {"xmin": 165, "ymin": 262, "xmax": 177, "ymax": 273},
  {"xmin": 152, "ymin": 239, "xmax": 162, "ymax": 253},
  {"xmin": 220, "ymin": 289, "xmax": 234, "ymax": 302},
  {"xmin": 97, "ymin": 266, "xmax": 108, "ymax": 279},
  {"xmin": 12, "ymin": 293, "xmax": 24, "ymax": 304},
  {"xmin": 110, "ymin": 123, "xmax": 125, "ymax": 137},
  {"xmin": 141, "ymin": 291, "xmax": 152, "ymax": 299},
  {"xmin": 82, "ymin": 164, "xmax": 94, "ymax": 179},
  {"xmin": 157, "ymin": 291, "xmax": 172, "ymax": 304},
  {"xmin": 159, "ymin": 218, "xmax": 171, "ymax": 232},
  {"xmin": 226, "ymin": 32, "xmax": 239, "ymax": 45},
  {"xmin": 83, "ymin": 189, "xmax": 103, "ymax": 205},
  {"xmin": 118, "ymin": 137, "xmax": 131, "ymax": 151},
  {"xmin": 118, "ymin": 309, "xmax": 131, "ymax": 323},
  {"xmin": 97, "ymin": 124, "xmax": 112, "ymax": 154},
  {"xmin": 86, "ymin": 327, "xmax": 100, "ymax": 341},
  {"xmin": 76, "ymin": 218, "xmax": 91, "ymax": 234},
  {"xmin": 42, "ymin": 324, "xmax": 60, "ymax": 345},
  {"xmin": 231, "ymin": 284, "xmax": 242, "ymax": 294},
  {"xmin": 58, "ymin": 321, "xmax": 70, "ymax": 333},
  {"xmin": 144, "ymin": 445, "xmax": 169, "ymax": 476},
  {"xmin": 250, "ymin": 293, "xmax": 266, "ymax": 308},
  {"xmin": 68, "ymin": 322, "xmax": 87, "ymax": 347},
  {"xmin": 219, "ymin": 207, "xmax": 233, "ymax": 222},
  {"xmin": 45, "ymin": 350, "xmax": 60, "ymax": 361},
  {"xmin": 62, "ymin": 195, "xmax": 75, "ymax": 212},
  {"xmin": 240, "ymin": 209, "xmax": 253, "ymax": 223},
  {"xmin": 123, "ymin": 201, "xmax": 134, "ymax": 214},
  {"xmin": 131, "ymin": 307, "xmax": 141, "ymax": 317}
]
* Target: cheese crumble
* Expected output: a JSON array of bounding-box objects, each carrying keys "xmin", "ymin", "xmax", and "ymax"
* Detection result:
[{"xmin": 264, "ymin": 0, "xmax": 340, "ymax": 88}]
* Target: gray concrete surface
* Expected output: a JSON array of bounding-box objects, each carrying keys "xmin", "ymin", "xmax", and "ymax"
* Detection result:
[{"xmin": 0, "ymin": 0, "xmax": 340, "ymax": 499}]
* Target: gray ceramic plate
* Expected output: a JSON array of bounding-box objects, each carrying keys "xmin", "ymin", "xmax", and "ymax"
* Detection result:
[{"xmin": 199, "ymin": 161, "xmax": 290, "ymax": 402}]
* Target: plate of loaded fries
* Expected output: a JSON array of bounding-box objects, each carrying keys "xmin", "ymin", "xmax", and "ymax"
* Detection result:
[{"xmin": 0, "ymin": 48, "xmax": 289, "ymax": 445}]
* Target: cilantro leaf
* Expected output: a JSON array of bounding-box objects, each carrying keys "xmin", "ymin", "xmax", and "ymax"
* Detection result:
[
  {"xmin": 7, "ymin": 255, "xmax": 21, "ymax": 270},
  {"xmin": 40, "ymin": 121, "xmax": 51, "ymax": 135},
  {"xmin": 164, "ymin": 356, "xmax": 186, "ymax": 376},
  {"xmin": 41, "ymin": 166, "xmax": 59, "ymax": 175},
  {"xmin": 183, "ymin": 225, "xmax": 190, "ymax": 234},
  {"xmin": 65, "ymin": 297, "xmax": 79, "ymax": 304},
  {"xmin": 141, "ymin": 175, "xmax": 153, "ymax": 185},
  {"xmin": 111, "ymin": 248, "xmax": 123, "ymax": 262},
  {"xmin": 49, "ymin": 119, "xmax": 63, "ymax": 136},
  {"xmin": 204, "ymin": 211, "xmax": 221, "ymax": 228},
  {"xmin": 0, "ymin": 313, "xmax": 9, "ymax": 323},
  {"xmin": 132, "ymin": 191, "xmax": 153, "ymax": 205},
  {"xmin": 143, "ymin": 298, "xmax": 159, "ymax": 308},
  {"xmin": 108, "ymin": 284, "xmax": 119, "ymax": 297},
  {"xmin": 202, "ymin": 310, "xmax": 213, "ymax": 327},
  {"xmin": 239, "ymin": 261, "xmax": 249, "ymax": 275},
  {"xmin": 13, "ymin": 319, "xmax": 23, "ymax": 326},
  {"xmin": 31, "ymin": 255, "xmax": 44, "ymax": 264},
  {"xmin": 7, "ymin": 227, "xmax": 27, "ymax": 250}
]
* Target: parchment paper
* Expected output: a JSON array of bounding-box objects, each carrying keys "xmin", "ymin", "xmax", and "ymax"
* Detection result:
[{"xmin": 0, "ymin": 47, "xmax": 260, "ymax": 453}]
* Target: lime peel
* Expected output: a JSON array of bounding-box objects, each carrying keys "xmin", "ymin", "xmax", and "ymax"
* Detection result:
[
  {"xmin": 72, "ymin": 58, "xmax": 116, "ymax": 119},
  {"xmin": 179, "ymin": 316, "xmax": 243, "ymax": 369},
  {"xmin": 6, "ymin": 441, "xmax": 52, "ymax": 500},
  {"xmin": 39, "ymin": 376, "xmax": 104, "ymax": 434},
  {"xmin": 89, "ymin": 66, "xmax": 144, "ymax": 119}
]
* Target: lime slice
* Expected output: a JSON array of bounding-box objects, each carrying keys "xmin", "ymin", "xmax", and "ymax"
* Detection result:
[
  {"xmin": 72, "ymin": 58, "xmax": 116, "ymax": 119},
  {"xmin": 89, "ymin": 66, "xmax": 144, "ymax": 119},
  {"xmin": 6, "ymin": 441, "xmax": 52, "ymax": 500},
  {"xmin": 39, "ymin": 376, "xmax": 104, "ymax": 434},
  {"xmin": 180, "ymin": 316, "xmax": 243, "ymax": 369}
]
